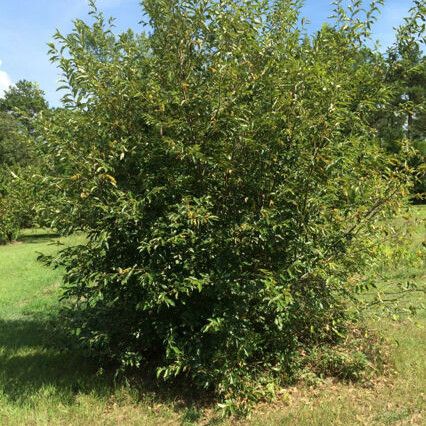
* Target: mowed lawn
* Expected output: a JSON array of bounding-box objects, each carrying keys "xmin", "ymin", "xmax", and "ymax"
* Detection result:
[{"xmin": 0, "ymin": 208, "xmax": 424, "ymax": 425}]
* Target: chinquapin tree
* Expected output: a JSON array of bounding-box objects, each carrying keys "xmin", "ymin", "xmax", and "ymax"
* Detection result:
[{"xmin": 38, "ymin": 0, "xmax": 414, "ymax": 413}]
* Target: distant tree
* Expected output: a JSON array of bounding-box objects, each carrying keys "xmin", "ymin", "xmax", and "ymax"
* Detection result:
[
  {"xmin": 0, "ymin": 80, "xmax": 48, "ymax": 131},
  {"xmin": 376, "ymin": 0, "xmax": 425, "ymax": 200},
  {"xmin": 0, "ymin": 111, "xmax": 33, "ymax": 167},
  {"xmin": 0, "ymin": 80, "xmax": 48, "ymax": 242}
]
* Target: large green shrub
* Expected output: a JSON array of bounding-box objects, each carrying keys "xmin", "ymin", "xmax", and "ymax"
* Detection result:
[{"xmin": 40, "ymin": 0, "xmax": 412, "ymax": 411}]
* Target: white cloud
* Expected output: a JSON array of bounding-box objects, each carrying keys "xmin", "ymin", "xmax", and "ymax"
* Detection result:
[{"xmin": 0, "ymin": 60, "xmax": 12, "ymax": 98}]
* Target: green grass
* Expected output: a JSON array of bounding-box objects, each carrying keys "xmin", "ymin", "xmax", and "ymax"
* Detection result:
[
  {"xmin": 0, "ymin": 231, "xmax": 182, "ymax": 425},
  {"xmin": 0, "ymin": 208, "xmax": 424, "ymax": 425}
]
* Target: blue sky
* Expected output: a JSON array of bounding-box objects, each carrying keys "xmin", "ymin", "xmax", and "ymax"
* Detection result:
[{"xmin": 0, "ymin": 0, "xmax": 413, "ymax": 106}]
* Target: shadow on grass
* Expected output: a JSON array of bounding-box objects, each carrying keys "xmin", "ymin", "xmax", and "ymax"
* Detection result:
[
  {"xmin": 0, "ymin": 317, "xmax": 109, "ymax": 404},
  {"xmin": 0, "ymin": 317, "xmax": 215, "ymax": 415},
  {"xmin": 17, "ymin": 233, "xmax": 61, "ymax": 244}
]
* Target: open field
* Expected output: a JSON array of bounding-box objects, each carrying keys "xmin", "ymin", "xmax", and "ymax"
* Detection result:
[{"xmin": 0, "ymin": 208, "xmax": 424, "ymax": 425}]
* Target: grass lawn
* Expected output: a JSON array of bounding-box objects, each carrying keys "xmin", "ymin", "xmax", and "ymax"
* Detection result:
[{"xmin": 0, "ymin": 208, "xmax": 424, "ymax": 425}]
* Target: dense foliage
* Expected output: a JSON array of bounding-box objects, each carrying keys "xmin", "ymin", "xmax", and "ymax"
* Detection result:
[{"xmin": 38, "ymin": 0, "xmax": 414, "ymax": 412}]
